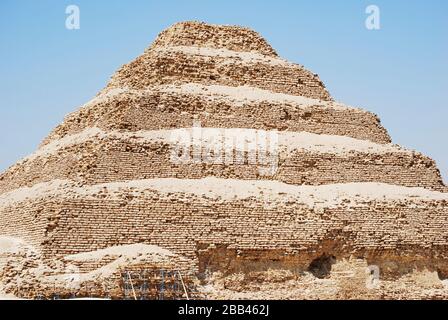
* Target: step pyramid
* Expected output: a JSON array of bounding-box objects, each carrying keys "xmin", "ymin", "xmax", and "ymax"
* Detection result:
[{"xmin": 1, "ymin": 21, "xmax": 447, "ymax": 299}]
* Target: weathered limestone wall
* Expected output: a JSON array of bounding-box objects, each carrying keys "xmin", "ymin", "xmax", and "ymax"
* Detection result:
[
  {"xmin": 104, "ymin": 22, "xmax": 331, "ymax": 100},
  {"xmin": 0, "ymin": 137, "xmax": 445, "ymax": 194},
  {"xmin": 1, "ymin": 188, "xmax": 447, "ymax": 278},
  {"xmin": 0, "ymin": 200, "xmax": 50, "ymax": 251},
  {"xmin": 1, "ymin": 21, "xmax": 448, "ymax": 300},
  {"xmin": 0, "ymin": 151, "xmax": 82, "ymax": 194},
  {"xmin": 103, "ymin": 48, "xmax": 332, "ymax": 101},
  {"xmin": 42, "ymin": 89, "xmax": 390, "ymax": 145},
  {"xmin": 151, "ymin": 21, "xmax": 278, "ymax": 57}
]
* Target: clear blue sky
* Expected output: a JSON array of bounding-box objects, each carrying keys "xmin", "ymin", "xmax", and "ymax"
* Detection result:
[{"xmin": 1, "ymin": 0, "xmax": 447, "ymax": 183}]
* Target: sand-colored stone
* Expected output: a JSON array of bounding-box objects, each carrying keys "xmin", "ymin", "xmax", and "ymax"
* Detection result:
[{"xmin": 0, "ymin": 21, "xmax": 447, "ymax": 300}]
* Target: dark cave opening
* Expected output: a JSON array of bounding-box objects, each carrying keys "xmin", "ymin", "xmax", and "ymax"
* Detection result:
[{"xmin": 308, "ymin": 254, "xmax": 336, "ymax": 279}]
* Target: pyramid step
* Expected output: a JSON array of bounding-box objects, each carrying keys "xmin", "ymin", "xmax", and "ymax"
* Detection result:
[
  {"xmin": 42, "ymin": 84, "xmax": 391, "ymax": 146},
  {"xmin": 1, "ymin": 178, "xmax": 447, "ymax": 270},
  {"xmin": 103, "ymin": 45, "xmax": 332, "ymax": 101},
  {"xmin": 1, "ymin": 128, "xmax": 444, "ymax": 195}
]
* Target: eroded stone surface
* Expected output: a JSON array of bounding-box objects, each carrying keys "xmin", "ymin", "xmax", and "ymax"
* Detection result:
[{"xmin": 0, "ymin": 21, "xmax": 447, "ymax": 300}]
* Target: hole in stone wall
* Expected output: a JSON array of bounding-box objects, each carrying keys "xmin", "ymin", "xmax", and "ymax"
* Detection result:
[
  {"xmin": 301, "ymin": 111, "xmax": 312, "ymax": 120},
  {"xmin": 308, "ymin": 254, "xmax": 336, "ymax": 279},
  {"xmin": 437, "ymin": 268, "xmax": 448, "ymax": 281}
]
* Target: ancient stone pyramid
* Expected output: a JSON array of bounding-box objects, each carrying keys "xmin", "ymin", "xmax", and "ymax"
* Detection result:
[{"xmin": 1, "ymin": 21, "xmax": 448, "ymax": 299}]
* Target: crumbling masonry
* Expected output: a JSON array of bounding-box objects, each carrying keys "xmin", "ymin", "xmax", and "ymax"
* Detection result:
[{"xmin": 0, "ymin": 21, "xmax": 447, "ymax": 299}]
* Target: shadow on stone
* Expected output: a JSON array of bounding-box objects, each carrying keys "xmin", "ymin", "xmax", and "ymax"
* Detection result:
[{"xmin": 308, "ymin": 254, "xmax": 336, "ymax": 279}]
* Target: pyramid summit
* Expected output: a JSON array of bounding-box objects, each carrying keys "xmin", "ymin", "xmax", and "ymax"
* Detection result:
[
  {"xmin": 101, "ymin": 20, "xmax": 333, "ymax": 101},
  {"xmin": 150, "ymin": 21, "xmax": 280, "ymax": 56},
  {"xmin": 0, "ymin": 21, "xmax": 448, "ymax": 300}
]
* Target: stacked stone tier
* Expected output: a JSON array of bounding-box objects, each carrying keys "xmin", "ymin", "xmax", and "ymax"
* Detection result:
[
  {"xmin": 0, "ymin": 178, "xmax": 447, "ymax": 276},
  {"xmin": 150, "ymin": 21, "xmax": 279, "ymax": 57},
  {"xmin": 0, "ymin": 128, "xmax": 444, "ymax": 195},
  {"xmin": 42, "ymin": 84, "xmax": 390, "ymax": 146},
  {"xmin": 103, "ymin": 45, "xmax": 332, "ymax": 101}
]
